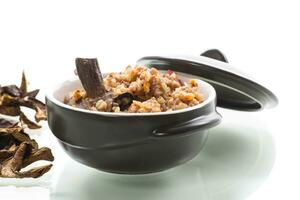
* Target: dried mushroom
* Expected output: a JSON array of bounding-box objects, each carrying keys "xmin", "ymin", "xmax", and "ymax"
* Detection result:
[
  {"xmin": 0, "ymin": 105, "xmax": 21, "ymax": 116},
  {"xmin": 0, "ymin": 73, "xmax": 54, "ymax": 178},
  {"xmin": 20, "ymin": 71, "xmax": 27, "ymax": 95},
  {"xmin": 113, "ymin": 93, "xmax": 134, "ymax": 111},
  {"xmin": 20, "ymin": 111, "xmax": 41, "ymax": 129},
  {"xmin": 1, "ymin": 85, "xmax": 22, "ymax": 97},
  {"xmin": 25, "ymin": 89, "xmax": 40, "ymax": 98},
  {"xmin": 0, "ymin": 72, "xmax": 47, "ymax": 124},
  {"xmin": 0, "ymin": 117, "xmax": 53, "ymax": 178},
  {"xmin": 0, "ymin": 142, "xmax": 53, "ymax": 178},
  {"xmin": 0, "ymin": 118, "xmax": 17, "ymax": 128},
  {"xmin": 65, "ymin": 58, "xmax": 135, "ymax": 112},
  {"xmin": 75, "ymin": 58, "xmax": 106, "ymax": 98},
  {"xmin": 19, "ymin": 97, "xmax": 47, "ymax": 122}
]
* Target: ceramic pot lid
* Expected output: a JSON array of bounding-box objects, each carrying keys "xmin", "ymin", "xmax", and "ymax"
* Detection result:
[{"xmin": 137, "ymin": 49, "xmax": 278, "ymax": 111}]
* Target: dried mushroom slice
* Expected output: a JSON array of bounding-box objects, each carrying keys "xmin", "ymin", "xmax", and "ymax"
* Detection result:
[
  {"xmin": 19, "ymin": 96, "xmax": 47, "ymax": 122},
  {"xmin": 0, "ymin": 72, "xmax": 46, "ymax": 123},
  {"xmin": 0, "ymin": 72, "xmax": 53, "ymax": 179},
  {"xmin": 0, "ymin": 118, "xmax": 18, "ymax": 128},
  {"xmin": 19, "ymin": 72, "xmax": 40, "ymax": 98},
  {"xmin": 0, "ymin": 136, "xmax": 18, "ymax": 162},
  {"xmin": 0, "ymin": 127, "xmax": 23, "ymax": 135},
  {"xmin": 19, "ymin": 111, "xmax": 41, "ymax": 129},
  {"xmin": 15, "ymin": 164, "xmax": 53, "ymax": 178},
  {"xmin": 75, "ymin": 58, "xmax": 106, "ymax": 98},
  {"xmin": 0, "ymin": 143, "xmax": 29, "ymax": 178},
  {"xmin": 0, "ymin": 135, "xmax": 16, "ymax": 149},
  {"xmin": 0, "ymin": 105, "xmax": 21, "ymax": 116},
  {"xmin": 0, "ymin": 144, "xmax": 18, "ymax": 162},
  {"xmin": 0, "ymin": 93, "xmax": 19, "ymax": 106},
  {"xmin": 0, "ymin": 150, "xmax": 15, "ymax": 161},
  {"xmin": 1, "ymin": 85, "xmax": 22, "ymax": 97},
  {"xmin": 24, "ymin": 89, "xmax": 40, "ymax": 98},
  {"xmin": 0, "ymin": 124, "xmax": 38, "ymax": 150},
  {"xmin": 113, "ymin": 93, "xmax": 134, "ymax": 111},
  {"xmin": 20, "ymin": 71, "xmax": 28, "ymax": 95},
  {"xmin": 11, "ymin": 131, "xmax": 38, "ymax": 149},
  {"xmin": 0, "ymin": 142, "xmax": 53, "ymax": 178},
  {"xmin": 22, "ymin": 147, "xmax": 54, "ymax": 168}
]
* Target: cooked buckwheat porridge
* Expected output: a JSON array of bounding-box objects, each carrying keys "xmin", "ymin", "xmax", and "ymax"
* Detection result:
[{"xmin": 64, "ymin": 65, "xmax": 204, "ymax": 113}]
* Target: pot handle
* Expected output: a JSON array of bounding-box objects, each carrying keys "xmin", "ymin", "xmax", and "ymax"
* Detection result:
[{"xmin": 152, "ymin": 112, "xmax": 222, "ymax": 137}]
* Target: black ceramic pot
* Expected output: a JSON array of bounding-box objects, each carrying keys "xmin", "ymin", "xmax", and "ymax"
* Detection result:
[
  {"xmin": 46, "ymin": 74, "xmax": 221, "ymax": 174},
  {"xmin": 46, "ymin": 50, "xmax": 278, "ymax": 174}
]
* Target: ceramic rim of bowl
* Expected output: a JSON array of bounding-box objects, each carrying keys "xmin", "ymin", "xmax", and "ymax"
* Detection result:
[{"xmin": 46, "ymin": 73, "xmax": 216, "ymax": 117}]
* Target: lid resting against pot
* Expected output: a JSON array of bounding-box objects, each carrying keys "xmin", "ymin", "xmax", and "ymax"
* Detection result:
[{"xmin": 137, "ymin": 49, "xmax": 278, "ymax": 111}]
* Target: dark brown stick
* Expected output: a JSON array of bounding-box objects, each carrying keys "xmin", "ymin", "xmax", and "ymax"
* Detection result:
[{"xmin": 75, "ymin": 58, "xmax": 106, "ymax": 98}]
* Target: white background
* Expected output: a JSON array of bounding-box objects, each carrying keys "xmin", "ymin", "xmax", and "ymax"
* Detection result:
[{"xmin": 0, "ymin": 0, "xmax": 299, "ymax": 199}]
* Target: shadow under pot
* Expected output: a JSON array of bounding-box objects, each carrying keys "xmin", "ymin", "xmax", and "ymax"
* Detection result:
[{"xmin": 46, "ymin": 50, "xmax": 278, "ymax": 174}]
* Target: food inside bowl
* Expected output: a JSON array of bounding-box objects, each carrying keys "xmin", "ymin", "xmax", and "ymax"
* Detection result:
[{"xmin": 63, "ymin": 58, "xmax": 204, "ymax": 113}]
